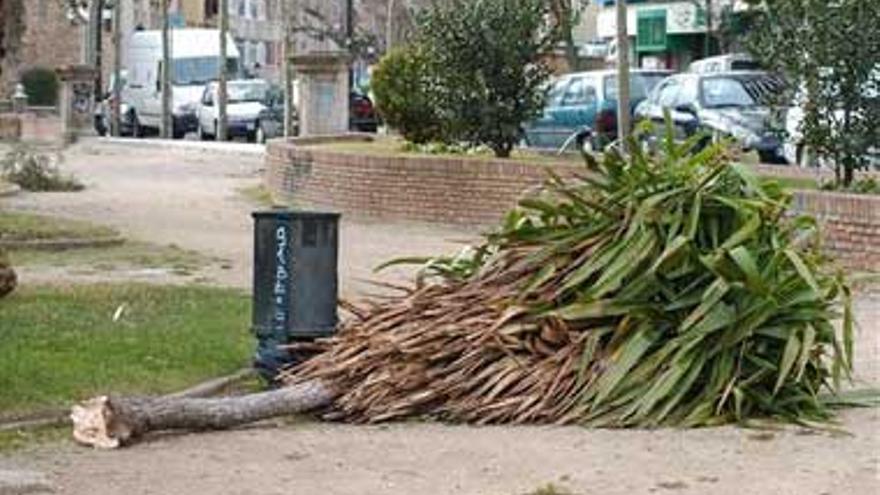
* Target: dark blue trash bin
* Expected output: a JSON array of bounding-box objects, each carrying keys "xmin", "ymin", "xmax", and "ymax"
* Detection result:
[{"xmin": 251, "ymin": 209, "xmax": 340, "ymax": 381}]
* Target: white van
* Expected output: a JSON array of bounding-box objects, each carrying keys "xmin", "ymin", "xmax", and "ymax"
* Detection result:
[
  {"xmin": 688, "ymin": 53, "xmax": 762, "ymax": 74},
  {"xmin": 124, "ymin": 28, "xmax": 241, "ymax": 138}
]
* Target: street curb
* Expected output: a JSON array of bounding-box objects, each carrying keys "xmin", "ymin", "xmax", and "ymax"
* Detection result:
[
  {"xmin": 0, "ymin": 236, "xmax": 124, "ymax": 251},
  {"xmin": 83, "ymin": 137, "xmax": 265, "ymax": 158}
]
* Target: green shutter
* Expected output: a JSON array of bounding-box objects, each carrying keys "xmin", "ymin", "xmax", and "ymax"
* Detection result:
[{"xmin": 637, "ymin": 9, "xmax": 667, "ymax": 53}]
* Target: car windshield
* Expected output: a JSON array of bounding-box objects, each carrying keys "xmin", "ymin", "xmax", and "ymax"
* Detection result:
[
  {"xmin": 173, "ymin": 57, "xmax": 239, "ymax": 85},
  {"xmin": 227, "ymin": 82, "xmax": 268, "ymax": 103},
  {"xmin": 604, "ymin": 73, "xmax": 668, "ymax": 100},
  {"xmin": 701, "ymin": 75, "xmax": 782, "ymax": 108}
]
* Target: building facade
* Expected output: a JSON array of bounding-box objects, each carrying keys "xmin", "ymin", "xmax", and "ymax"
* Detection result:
[{"xmin": 594, "ymin": 0, "xmax": 748, "ymax": 70}]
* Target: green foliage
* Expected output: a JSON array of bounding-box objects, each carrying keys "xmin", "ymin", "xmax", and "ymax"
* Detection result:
[
  {"xmin": 371, "ymin": 46, "xmax": 449, "ymax": 144},
  {"xmin": 819, "ymin": 176, "xmax": 880, "ymax": 195},
  {"xmin": 745, "ymin": 0, "xmax": 880, "ymax": 186},
  {"xmin": 416, "ymin": 0, "xmax": 557, "ymax": 158},
  {"xmin": 1, "ymin": 146, "xmax": 83, "ymax": 192},
  {"xmin": 413, "ymin": 125, "xmax": 854, "ymax": 427},
  {"xmin": 20, "ymin": 67, "xmax": 59, "ymax": 106},
  {"xmin": 373, "ymin": 0, "xmax": 558, "ymax": 156}
]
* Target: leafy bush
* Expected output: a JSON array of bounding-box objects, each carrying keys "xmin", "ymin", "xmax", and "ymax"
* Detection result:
[
  {"xmin": 372, "ymin": 46, "xmax": 449, "ymax": 144},
  {"xmin": 416, "ymin": 0, "xmax": 557, "ymax": 158},
  {"xmin": 746, "ymin": 0, "xmax": 880, "ymax": 187},
  {"xmin": 373, "ymin": 0, "xmax": 557, "ymax": 157},
  {"xmin": 1, "ymin": 146, "xmax": 83, "ymax": 192},
  {"xmin": 20, "ymin": 67, "xmax": 59, "ymax": 106}
]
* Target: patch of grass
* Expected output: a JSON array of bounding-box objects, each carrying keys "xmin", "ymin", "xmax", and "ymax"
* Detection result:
[
  {"xmin": 238, "ymin": 184, "xmax": 277, "ymax": 207},
  {"xmin": 0, "ymin": 424, "xmax": 69, "ymax": 454},
  {"xmin": 314, "ymin": 137, "xmax": 580, "ymax": 166},
  {"xmin": 760, "ymin": 175, "xmax": 820, "ymax": 191},
  {"xmin": 0, "ymin": 284, "xmax": 252, "ymax": 416},
  {"xmin": 0, "ymin": 211, "xmax": 117, "ymax": 242},
  {"xmin": 8, "ymin": 241, "xmax": 212, "ymax": 275},
  {"xmin": 522, "ymin": 484, "xmax": 575, "ymax": 495}
]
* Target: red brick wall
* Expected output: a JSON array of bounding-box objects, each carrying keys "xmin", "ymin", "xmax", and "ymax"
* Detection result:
[
  {"xmin": 266, "ymin": 140, "xmax": 880, "ymax": 271},
  {"xmin": 266, "ymin": 137, "xmax": 581, "ymax": 226},
  {"xmin": 791, "ymin": 191, "xmax": 880, "ymax": 271}
]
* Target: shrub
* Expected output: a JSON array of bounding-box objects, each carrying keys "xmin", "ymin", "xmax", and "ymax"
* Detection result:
[
  {"xmin": 415, "ymin": 0, "xmax": 557, "ymax": 157},
  {"xmin": 372, "ymin": 45, "xmax": 449, "ymax": 144},
  {"xmin": 1, "ymin": 146, "xmax": 83, "ymax": 192},
  {"xmin": 20, "ymin": 67, "xmax": 59, "ymax": 106}
]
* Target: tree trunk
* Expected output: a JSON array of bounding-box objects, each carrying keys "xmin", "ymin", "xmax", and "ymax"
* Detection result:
[{"xmin": 71, "ymin": 380, "xmax": 334, "ymax": 449}]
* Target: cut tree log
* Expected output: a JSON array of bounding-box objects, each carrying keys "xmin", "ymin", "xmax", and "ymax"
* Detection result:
[{"xmin": 71, "ymin": 380, "xmax": 334, "ymax": 449}]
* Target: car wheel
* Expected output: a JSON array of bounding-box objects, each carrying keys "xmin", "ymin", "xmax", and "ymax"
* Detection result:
[{"xmin": 197, "ymin": 123, "xmax": 208, "ymax": 141}]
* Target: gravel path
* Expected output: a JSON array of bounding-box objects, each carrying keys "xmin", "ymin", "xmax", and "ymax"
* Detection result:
[{"xmin": 0, "ymin": 140, "xmax": 877, "ymax": 495}]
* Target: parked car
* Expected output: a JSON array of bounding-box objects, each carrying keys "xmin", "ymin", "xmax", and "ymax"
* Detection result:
[
  {"xmin": 254, "ymin": 85, "xmax": 296, "ymax": 143},
  {"xmin": 523, "ymin": 69, "xmax": 671, "ymax": 151},
  {"xmin": 124, "ymin": 28, "xmax": 241, "ymax": 139},
  {"xmin": 197, "ymin": 79, "xmax": 269, "ymax": 142},
  {"xmin": 634, "ymin": 71, "xmax": 788, "ymax": 163},
  {"xmin": 253, "ymin": 89, "xmax": 377, "ymax": 141},
  {"xmin": 350, "ymin": 91, "xmax": 379, "ymax": 133},
  {"xmin": 688, "ymin": 53, "xmax": 762, "ymax": 74},
  {"xmin": 94, "ymin": 70, "xmax": 134, "ymax": 137}
]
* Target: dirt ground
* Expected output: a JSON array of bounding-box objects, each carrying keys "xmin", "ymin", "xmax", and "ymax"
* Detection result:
[
  {"xmin": 0, "ymin": 140, "xmax": 475, "ymax": 295},
  {"xmin": 0, "ymin": 140, "xmax": 878, "ymax": 495}
]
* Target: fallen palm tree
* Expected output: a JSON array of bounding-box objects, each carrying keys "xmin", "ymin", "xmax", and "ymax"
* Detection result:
[{"xmin": 72, "ymin": 130, "xmax": 854, "ymax": 448}]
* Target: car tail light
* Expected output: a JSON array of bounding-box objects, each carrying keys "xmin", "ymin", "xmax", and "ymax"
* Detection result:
[{"xmin": 594, "ymin": 109, "xmax": 616, "ymax": 136}]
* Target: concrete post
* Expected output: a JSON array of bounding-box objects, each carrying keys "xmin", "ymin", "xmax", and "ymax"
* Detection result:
[
  {"xmin": 291, "ymin": 53, "xmax": 350, "ymax": 137},
  {"xmin": 56, "ymin": 65, "xmax": 98, "ymax": 145}
]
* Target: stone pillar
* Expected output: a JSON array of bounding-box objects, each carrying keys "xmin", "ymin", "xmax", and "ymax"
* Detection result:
[
  {"xmin": 291, "ymin": 52, "xmax": 350, "ymax": 136},
  {"xmin": 56, "ymin": 65, "xmax": 98, "ymax": 145}
]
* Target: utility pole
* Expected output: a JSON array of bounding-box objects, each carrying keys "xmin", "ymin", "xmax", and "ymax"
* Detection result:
[
  {"xmin": 615, "ymin": 0, "xmax": 631, "ymax": 149},
  {"xmin": 161, "ymin": 0, "xmax": 173, "ymax": 138},
  {"xmin": 346, "ymin": 0, "xmax": 354, "ymax": 91},
  {"xmin": 88, "ymin": 0, "xmax": 105, "ymax": 101},
  {"xmin": 218, "ymin": 0, "xmax": 229, "ymax": 141},
  {"xmin": 111, "ymin": 0, "xmax": 122, "ymax": 137},
  {"xmin": 386, "ymin": 0, "xmax": 395, "ymax": 52},
  {"xmin": 283, "ymin": 0, "xmax": 297, "ymax": 137}
]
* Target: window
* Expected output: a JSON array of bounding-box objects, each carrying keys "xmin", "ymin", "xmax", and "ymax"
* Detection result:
[
  {"xmin": 256, "ymin": 42, "xmax": 267, "ymax": 67},
  {"xmin": 265, "ymin": 41, "xmax": 276, "ymax": 66},
  {"xmin": 656, "ymin": 79, "xmax": 682, "ymax": 108},
  {"xmin": 562, "ymin": 78, "xmax": 597, "ymax": 106},
  {"xmin": 605, "ymin": 73, "xmax": 669, "ymax": 101},
  {"xmin": 637, "ymin": 9, "xmax": 667, "ymax": 53},
  {"xmin": 205, "ymin": 0, "xmax": 219, "ymax": 17},
  {"xmin": 237, "ymin": 0, "xmax": 246, "ymax": 17}
]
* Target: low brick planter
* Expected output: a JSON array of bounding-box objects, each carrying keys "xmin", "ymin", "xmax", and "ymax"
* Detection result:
[
  {"xmin": 266, "ymin": 136, "xmax": 581, "ymax": 226},
  {"xmin": 791, "ymin": 190, "xmax": 880, "ymax": 270},
  {"xmin": 266, "ymin": 137, "xmax": 879, "ymax": 271}
]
